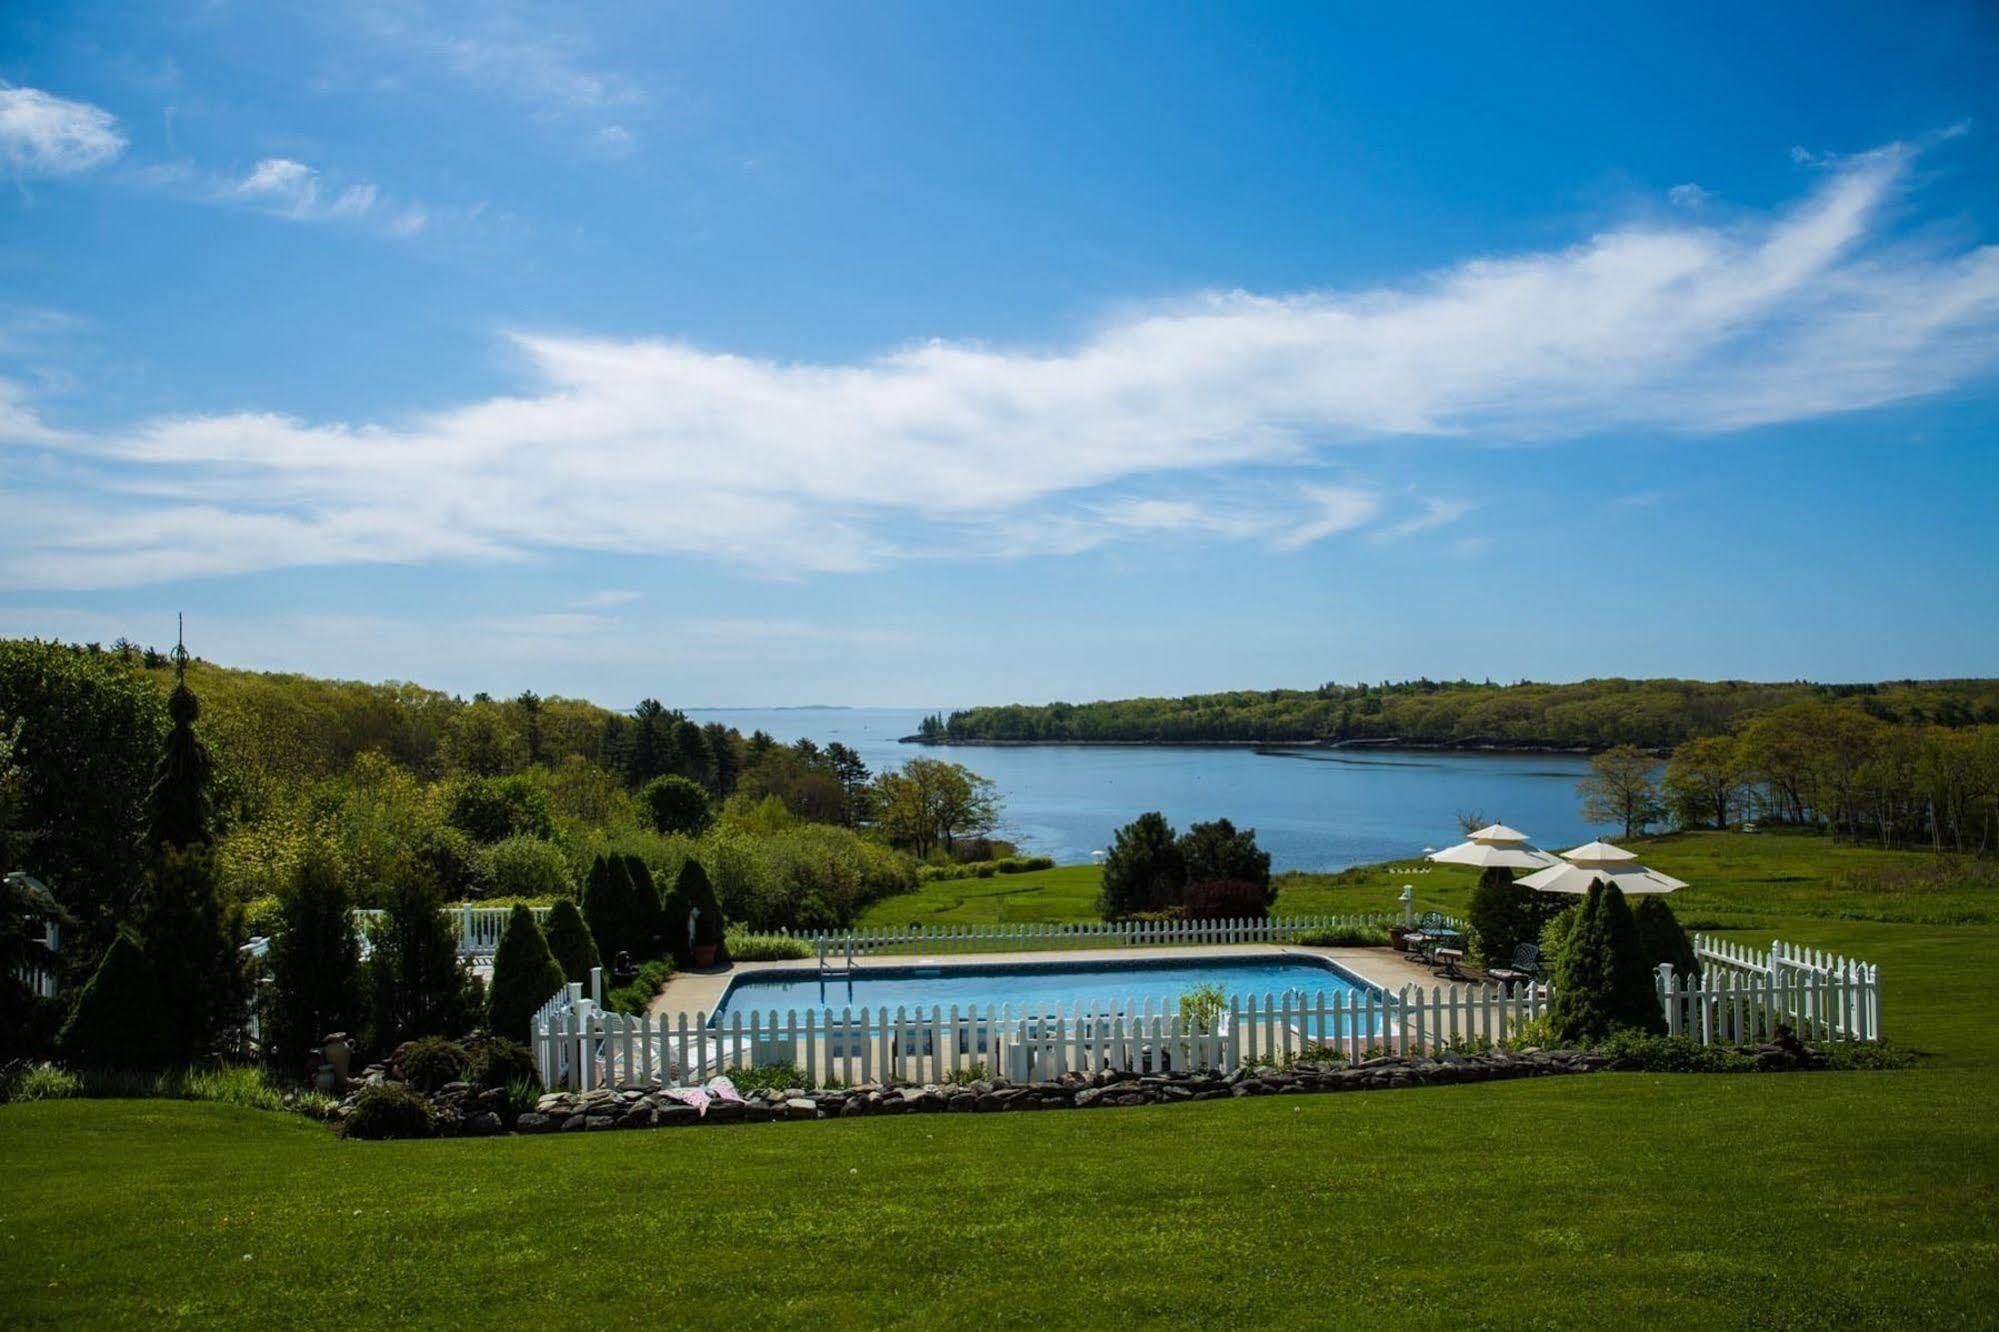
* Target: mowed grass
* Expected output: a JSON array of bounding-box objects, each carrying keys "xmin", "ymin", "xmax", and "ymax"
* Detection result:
[{"xmin": 6, "ymin": 831, "xmax": 1999, "ymax": 1327}]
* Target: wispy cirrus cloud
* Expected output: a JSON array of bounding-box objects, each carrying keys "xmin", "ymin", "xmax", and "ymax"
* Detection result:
[
  {"xmin": 3, "ymin": 138, "xmax": 1998, "ymax": 590},
  {"xmin": 0, "ymin": 83, "xmax": 126, "ymax": 177}
]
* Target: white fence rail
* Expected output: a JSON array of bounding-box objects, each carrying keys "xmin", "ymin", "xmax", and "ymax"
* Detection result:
[
  {"xmin": 1692, "ymin": 934, "xmax": 1880, "ymax": 1041},
  {"xmin": 533, "ymin": 977, "xmax": 1545, "ymax": 1092},
  {"xmin": 777, "ymin": 913, "xmax": 1422, "ymax": 962},
  {"xmin": 354, "ymin": 904, "xmax": 552, "ymax": 959},
  {"xmin": 529, "ymin": 932, "xmax": 1883, "ymax": 1091}
]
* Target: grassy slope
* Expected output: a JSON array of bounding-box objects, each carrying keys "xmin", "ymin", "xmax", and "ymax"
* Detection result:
[{"xmin": 5, "ymin": 832, "xmax": 1999, "ymax": 1326}]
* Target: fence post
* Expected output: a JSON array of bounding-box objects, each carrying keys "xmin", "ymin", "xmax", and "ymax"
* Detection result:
[
  {"xmin": 589, "ymin": 966, "xmax": 604, "ymax": 1007},
  {"xmin": 1657, "ymin": 963, "xmax": 1677, "ymax": 1036}
]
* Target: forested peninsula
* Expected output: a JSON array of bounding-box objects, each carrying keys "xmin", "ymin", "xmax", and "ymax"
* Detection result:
[{"xmin": 915, "ymin": 677, "xmax": 1999, "ymax": 752}]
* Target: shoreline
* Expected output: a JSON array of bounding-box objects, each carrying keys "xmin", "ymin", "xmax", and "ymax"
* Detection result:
[{"xmin": 899, "ymin": 736, "xmax": 1609, "ymax": 756}]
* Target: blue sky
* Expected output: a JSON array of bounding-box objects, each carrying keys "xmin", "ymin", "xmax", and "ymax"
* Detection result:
[{"xmin": 2, "ymin": 2, "xmax": 1996, "ymax": 707}]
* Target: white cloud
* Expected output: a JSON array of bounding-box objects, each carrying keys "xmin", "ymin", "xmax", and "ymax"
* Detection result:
[
  {"xmin": 1380, "ymin": 498, "xmax": 1474, "ymax": 540},
  {"xmin": 0, "ymin": 83, "xmax": 126, "ymax": 176},
  {"xmin": 569, "ymin": 588, "xmax": 642, "ymax": 610},
  {"xmin": 1668, "ymin": 182, "xmax": 1712, "ymax": 208},
  {"xmin": 5, "ymin": 139, "xmax": 1998, "ymax": 589},
  {"xmin": 230, "ymin": 157, "xmax": 391, "ymax": 225}
]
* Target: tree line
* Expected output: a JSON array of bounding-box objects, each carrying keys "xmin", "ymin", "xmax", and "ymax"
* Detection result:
[
  {"xmin": 1574, "ymin": 700, "xmax": 1999, "ymax": 851},
  {"xmin": 929, "ymin": 676, "xmax": 1999, "ymax": 751}
]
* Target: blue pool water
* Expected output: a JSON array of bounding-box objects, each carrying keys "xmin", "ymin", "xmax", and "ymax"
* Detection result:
[{"xmin": 710, "ymin": 954, "xmax": 1377, "ymax": 1020}]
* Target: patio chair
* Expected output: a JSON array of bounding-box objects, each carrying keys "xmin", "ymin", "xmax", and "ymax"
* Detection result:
[{"xmin": 1486, "ymin": 942, "xmax": 1541, "ymax": 986}]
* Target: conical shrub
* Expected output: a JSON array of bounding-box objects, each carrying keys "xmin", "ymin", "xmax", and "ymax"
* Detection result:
[
  {"xmin": 488, "ymin": 904, "xmax": 566, "ymax": 1042},
  {"xmin": 542, "ymin": 897, "xmax": 601, "ymax": 983}
]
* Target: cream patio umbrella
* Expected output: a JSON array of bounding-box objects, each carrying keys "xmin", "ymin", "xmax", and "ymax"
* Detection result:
[
  {"xmin": 1425, "ymin": 823, "xmax": 1560, "ymax": 872},
  {"xmin": 1516, "ymin": 840, "xmax": 1688, "ymax": 895}
]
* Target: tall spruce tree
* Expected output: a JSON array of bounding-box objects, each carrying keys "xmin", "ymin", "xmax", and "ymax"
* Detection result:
[
  {"xmin": 144, "ymin": 621, "xmax": 213, "ymax": 856},
  {"xmin": 134, "ymin": 625, "xmax": 244, "ymax": 1063},
  {"xmin": 266, "ymin": 849, "xmax": 361, "ymax": 1071},
  {"xmin": 488, "ymin": 904, "xmax": 566, "ymax": 1041}
]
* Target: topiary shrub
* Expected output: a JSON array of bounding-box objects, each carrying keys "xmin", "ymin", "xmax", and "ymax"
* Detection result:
[
  {"xmin": 1547, "ymin": 880, "xmax": 1665, "ymax": 1045},
  {"xmin": 1631, "ymin": 895, "xmax": 1699, "ymax": 984},
  {"xmin": 1540, "ymin": 902, "xmax": 1580, "ymax": 964},
  {"xmin": 467, "ymin": 1035, "xmax": 538, "ymax": 1092},
  {"xmin": 621, "ymin": 855, "xmax": 665, "ymax": 956},
  {"xmin": 340, "ymin": 1082, "xmax": 435, "ymax": 1139},
  {"xmin": 56, "ymin": 931, "xmax": 166, "ymax": 1070},
  {"xmin": 673, "ymin": 859, "xmax": 725, "ymax": 954},
  {"xmin": 542, "ymin": 897, "xmax": 601, "ymax": 984},
  {"xmin": 398, "ymin": 1035, "xmax": 470, "ymax": 1092},
  {"xmin": 487, "ymin": 904, "xmax": 566, "ymax": 1042},
  {"xmin": 1183, "ymin": 878, "xmax": 1276, "ymax": 920}
]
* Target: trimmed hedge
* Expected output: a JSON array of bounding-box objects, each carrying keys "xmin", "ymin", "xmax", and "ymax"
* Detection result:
[{"xmin": 487, "ymin": 903, "xmax": 566, "ymax": 1042}]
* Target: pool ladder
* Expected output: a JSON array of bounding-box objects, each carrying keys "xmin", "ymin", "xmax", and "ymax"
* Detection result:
[{"xmin": 817, "ymin": 936, "xmax": 857, "ymax": 979}]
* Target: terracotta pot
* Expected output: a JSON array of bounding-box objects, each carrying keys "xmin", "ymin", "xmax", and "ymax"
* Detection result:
[
  {"xmin": 693, "ymin": 943, "xmax": 718, "ymax": 968},
  {"xmin": 1388, "ymin": 926, "xmax": 1413, "ymax": 952}
]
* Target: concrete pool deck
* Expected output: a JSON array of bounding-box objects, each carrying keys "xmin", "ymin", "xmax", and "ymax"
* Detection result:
[{"xmin": 647, "ymin": 942, "xmax": 1429, "ymax": 1021}]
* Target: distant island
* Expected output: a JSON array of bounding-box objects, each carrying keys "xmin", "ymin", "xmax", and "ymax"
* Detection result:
[{"xmin": 902, "ymin": 677, "xmax": 1999, "ymax": 752}]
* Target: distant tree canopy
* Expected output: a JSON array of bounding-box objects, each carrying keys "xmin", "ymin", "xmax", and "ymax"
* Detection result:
[{"xmin": 931, "ymin": 677, "xmax": 1999, "ymax": 750}]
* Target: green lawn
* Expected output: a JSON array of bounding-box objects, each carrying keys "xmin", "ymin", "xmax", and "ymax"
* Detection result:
[{"xmin": 6, "ymin": 832, "xmax": 1999, "ymax": 1326}]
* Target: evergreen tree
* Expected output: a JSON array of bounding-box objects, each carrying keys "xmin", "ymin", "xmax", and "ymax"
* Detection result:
[
  {"xmin": 56, "ymin": 930, "xmax": 166, "ymax": 1069},
  {"xmin": 1097, "ymin": 812, "xmax": 1185, "ymax": 918},
  {"xmin": 1547, "ymin": 880, "xmax": 1665, "ymax": 1044},
  {"xmin": 1177, "ymin": 818, "xmax": 1271, "ymax": 890},
  {"xmin": 621, "ymin": 855, "xmax": 664, "ymax": 955},
  {"xmin": 1631, "ymin": 895, "xmax": 1700, "ymax": 987},
  {"xmin": 266, "ymin": 849, "xmax": 361, "ymax": 1072},
  {"xmin": 139, "ymin": 844, "xmax": 247, "ymax": 1064},
  {"xmin": 366, "ymin": 876, "xmax": 469, "ymax": 1049},
  {"xmin": 582, "ymin": 854, "xmax": 650, "ymax": 961},
  {"xmin": 1465, "ymin": 867, "xmax": 1562, "ymax": 967},
  {"xmin": 673, "ymin": 858, "xmax": 724, "ymax": 954},
  {"xmin": 144, "ymin": 624, "xmax": 214, "ymax": 856},
  {"xmin": 118, "ymin": 628, "xmax": 245, "ymax": 1063},
  {"xmin": 542, "ymin": 897, "xmax": 601, "ymax": 983},
  {"xmin": 487, "ymin": 904, "xmax": 565, "ymax": 1041}
]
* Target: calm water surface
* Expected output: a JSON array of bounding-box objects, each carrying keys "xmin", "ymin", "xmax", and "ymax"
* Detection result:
[
  {"xmin": 692, "ymin": 706, "xmax": 1608, "ymax": 872},
  {"xmin": 712, "ymin": 954, "xmax": 1376, "ymax": 1018}
]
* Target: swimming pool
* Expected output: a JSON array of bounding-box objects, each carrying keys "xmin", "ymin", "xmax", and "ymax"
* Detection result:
[{"xmin": 708, "ymin": 953, "xmax": 1378, "ymax": 1021}]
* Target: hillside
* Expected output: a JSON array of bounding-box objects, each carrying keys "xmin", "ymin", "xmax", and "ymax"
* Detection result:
[{"xmin": 922, "ymin": 677, "xmax": 1999, "ymax": 751}]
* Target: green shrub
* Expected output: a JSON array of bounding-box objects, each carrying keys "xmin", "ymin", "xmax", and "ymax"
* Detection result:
[
  {"xmin": 582, "ymin": 854, "xmax": 648, "ymax": 963},
  {"xmin": 1632, "ymin": 895, "xmax": 1699, "ymax": 982},
  {"xmin": 398, "ymin": 1036, "xmax": 470, "ymax": 1092},
  {"xmin": 504, "ymin": 1077, "xmax": 540, "ymax": 1120},
  {"xmin": 446, "ymin": 774, "xmax": 553, "ymax": 844},
  {"xmin": 723, "ymin": 1061, "xmax": 805, "ymax": 1093},
  {"xmin": 340, "ymin": 1082, "xmax": 435, "ymax": 1139},
  {"xmin": 1178, "ymin": 982, "xmax": 1229, "ymax": 1029},
  {"xmin": 641, "ymin": 775, "xmax": 714, "ymax": 837},
  {"xmin": 723, "ymin": 929, "xmax": 814, "ymax": 961},
  {"xmin": 1596, "ymin": 1031, "xmax": 1757, "ymax": 1072},
  {"xmin": 1547, "ymin": 881, "xmax": 1664, "ymax": 1045},
  {"xmin": 56, "ymin": 931, "xmax": 166, "ymax": 1070},
  {"xmin": 266, "ymin": 848, "xmax": 362, "ymax": 1073},
  {"xmin": 604, "ymin": 960, "xmax": 674, "ymax": 1016},
  {"xmin": 936, "ymin": 1061, "xmax": 989, "ymax": 1086},
  {"xmin": 1293, "ymin": 923, "xmax": 1391, "ymax": 947},
  {"xmin": 476, "ymin": 836, "xmax": 575, "ymax": 902},
  {"xmin": 1466, "ymin": 866, "xmax": 1561, "ymax": 968},
  {"xmin": 1540, "ymin": 903, "xmax": 1579, "ymax": 962},
  {"xmin": 675, "ymin": 859, "xmax": 725, "ymax": 951},
  {"xmin": 467, "ymin": 1036, "xmax": 539, "ymax": 1091},
  {"xmin": 487, "ymin": 904, "xmax": 566, "ymax": 1042},
  {"xmin": 2, "ymin": 1061, "xmax": 82, "ymax": 1102},
  {"xmin": 542, "ymin": 897, "xmax": 602, "ymax": 984}
]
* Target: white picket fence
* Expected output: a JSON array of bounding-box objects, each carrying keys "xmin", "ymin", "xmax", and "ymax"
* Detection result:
[
  {"xmin": 531, "ymin": 973, "xmax": 1545, "ymax": 1092},
  {"xmin": 777, "ymin": 913, "xmax": 1414, "ymax": 963},
  {"xmin": 354, "ymin": 904, "xmax": 552, "ymax": 958},
  {"xmin": 1692, "ymin": 934, "xmax": 1880, "ymax": 1041}
]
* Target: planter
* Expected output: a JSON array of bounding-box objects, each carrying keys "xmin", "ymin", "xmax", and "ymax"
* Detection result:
[
  {"xmin": 1388, "ymin": 925, "xmax": 1413, "ymax": 952},
  {"xmin": 692, "ymin": 943, "xmax": 718, "ymax": 968}
]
